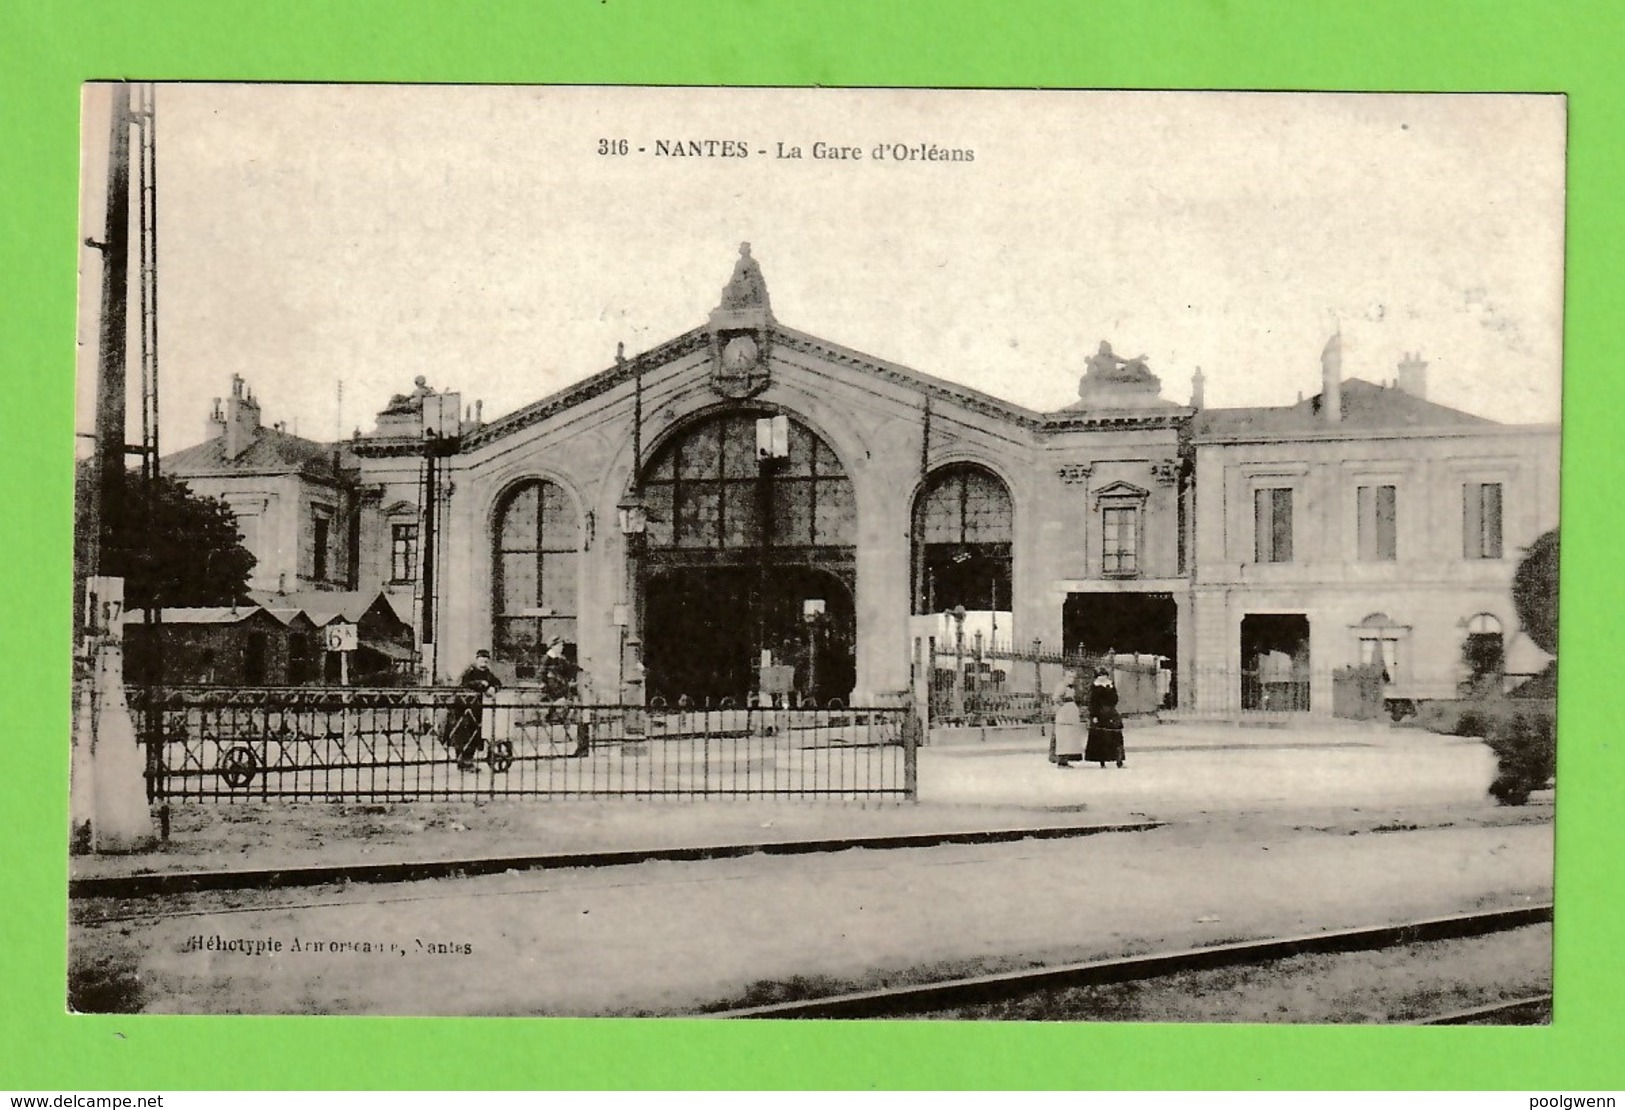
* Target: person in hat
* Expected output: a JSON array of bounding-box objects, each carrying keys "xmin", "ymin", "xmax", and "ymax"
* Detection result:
[
  {"xmin": 539, "ymin": 637, "xmax": 577, "ymax": 700},
  {"xmin": 446, "ymin": 649, "xmax": 502, "ymax": 771},
  {"xmin": 1051, "ymin": 683, "xmax": 1085, "ymax": 768},
  {"xmin": 1085, "ymin": 665, "xmax": 1125, "ymax": 768}
]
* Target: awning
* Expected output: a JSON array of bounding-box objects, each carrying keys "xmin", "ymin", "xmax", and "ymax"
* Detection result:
[{"xmin": 356, "ymin": 638, "xmax": 416, "ymax": 663}]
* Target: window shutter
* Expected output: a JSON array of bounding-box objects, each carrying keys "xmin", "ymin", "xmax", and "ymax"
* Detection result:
[
  {"xmin": 1357, "ymin": 486, "xmax": 1375, "ymax": 561},
  {"xmin": 1483, "ymin": 483, "xmax": 1503, "ymax": 559},
  {"xmin": 1463, "ymin": 483, "xmax": 1481, "ymax": 558},
  {"xmin": 1274, "ymin": 488, "xmax": 1293, "ymax": 563},
  {"xmin": 1376, "ymin": 485, "xmax": 1397, "ymax": 560},
  {"xmin": 1255, "ymin": 489, "xmax": 1270, "ymax": 562}
]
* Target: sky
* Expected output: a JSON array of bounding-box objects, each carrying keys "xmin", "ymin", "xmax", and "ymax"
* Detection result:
[{"xmin": 76, "ymin": 85, "xmax": 1567, "ymax": 453}]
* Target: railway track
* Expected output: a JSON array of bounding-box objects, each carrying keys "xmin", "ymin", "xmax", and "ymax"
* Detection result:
[
  {"xmin": 708, "ymin": 903, "xmax": 1553, "ymax": 1020},
  {"xmin": 1415, "ymin": 993, "xmax": 1552, "ymax": 1025}
]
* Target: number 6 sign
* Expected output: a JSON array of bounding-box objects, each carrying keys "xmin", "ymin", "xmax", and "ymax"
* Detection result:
[{"xmin": 325, "ymin": 622, "xmax": 358, "ymax": 652}]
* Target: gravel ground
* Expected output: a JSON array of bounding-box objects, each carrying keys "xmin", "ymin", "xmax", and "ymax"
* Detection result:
[
  {"xmin": 70, "ymin": 810, "xmax": 1553, "ymax": 1018},
  {"xmin": 68, "ymin": 723, "xmax": 1552, "ymax": 1019}
]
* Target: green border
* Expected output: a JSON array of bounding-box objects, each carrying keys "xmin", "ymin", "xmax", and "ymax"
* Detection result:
[{"xmin": 4, "ymin": 0, "xmax": 1619, "ymax": 1091}]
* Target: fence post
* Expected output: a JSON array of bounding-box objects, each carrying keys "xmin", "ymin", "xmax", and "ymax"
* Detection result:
[
  {"xmin": 1032, "ymin": 638, "xmax": 1044, "ymax": 703},
  {"xmin": 926, "ymin": 635, "xmax": 937, "ymax": 728},
  {"xmin": 903, "ymin": 705, "xmax": 920, "ymax": 800},
  {"xmin": 972, "ymin": 631, "xmax": 985, "ymax": 727}
]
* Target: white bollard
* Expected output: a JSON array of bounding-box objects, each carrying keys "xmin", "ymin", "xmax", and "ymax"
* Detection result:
[{"xmin": 81, "ymin": 642, "xmax": 157, "ymax": 853}]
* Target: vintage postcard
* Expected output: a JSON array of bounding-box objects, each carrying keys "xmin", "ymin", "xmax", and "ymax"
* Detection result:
[{"xmin": 69, "ymin": 84, "xmax": 1562, "ymax": 1021}]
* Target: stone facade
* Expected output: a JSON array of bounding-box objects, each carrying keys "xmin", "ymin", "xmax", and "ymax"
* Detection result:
[{"xmin": 162, "ymin": 250, "xmax": 1560, "ymax": 713}]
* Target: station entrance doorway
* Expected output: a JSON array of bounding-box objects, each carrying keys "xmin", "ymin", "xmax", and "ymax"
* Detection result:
[
  {"xmin": 643, "ymin": 566, "xmax": 855, "ymax": 704},
  {"xmin": 631, "ymin": 408, "xmax": 858, "ymax": 705},
  {"xmin": 1240, "ymin": 613, "xmax": 1312, "ymax": 712},
  {"xmin": 1062, "ymin": 591, "xmax": 1178, "ymax": 708}
]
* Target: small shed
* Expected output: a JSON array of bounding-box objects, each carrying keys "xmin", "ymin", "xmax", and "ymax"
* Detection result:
[
  {"xmin": 250, "ymin": 589, "xmax": 416, "ymax": 684},
  {"xmin": 124, "ymin": 606, "xmax": 298, "ymax": 686}
]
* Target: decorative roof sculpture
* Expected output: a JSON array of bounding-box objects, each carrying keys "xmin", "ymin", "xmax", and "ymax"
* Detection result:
[
  {"xmin": 1070, "ymin": 341, "xmax": 1169, "ymax": 410},
  {"xmin": 718, "ymin": 241, "xmax": 772, "ymax": 314}
]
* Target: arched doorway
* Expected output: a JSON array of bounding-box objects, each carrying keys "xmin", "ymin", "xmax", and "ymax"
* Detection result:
[{"xmin": 633, "ymin": 410, "xmax": 857, "ymax": 703}]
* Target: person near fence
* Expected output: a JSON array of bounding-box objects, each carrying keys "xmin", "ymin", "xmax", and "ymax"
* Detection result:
[
  {"xmin": 444, "ymin": 648, "xmax": 502, "ymax": 771},
  {"xmin": 1052, "ymin": 685, "xmax": 1084, "ymax": 768},
  {"xmin": 1085, "ymin": 667, "xmax": 1125, "ymax": 768}
]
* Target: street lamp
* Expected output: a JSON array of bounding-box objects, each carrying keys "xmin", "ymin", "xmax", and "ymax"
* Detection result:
[
  {"xmin": 802, "ymin": 598, "xmax": 826, "ymax": 705},
  {"xmin": 617, "ymin": 489, "xmax": 648, "ymax": 715},
  {"xmin": 418, "ymin": 389, "xmax": 461, "ymax": 683},
  {"xmin": 617, "ymin": 492, "xmax": 648, "ymax": 537},
  {"xmin": 949, "ymin": 604, "xmax": 967, "ymax": 721}
]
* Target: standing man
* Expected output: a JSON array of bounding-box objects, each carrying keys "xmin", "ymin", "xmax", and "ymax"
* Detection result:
[{"xmin": 447, "ymin": 649, "xmax": 502, "ymax": 771}]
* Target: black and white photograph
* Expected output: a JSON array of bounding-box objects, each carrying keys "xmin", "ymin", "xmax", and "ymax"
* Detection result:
[{"xmin": 69, "ymin": 84, "xmax": 1562, "ymax": 1021}]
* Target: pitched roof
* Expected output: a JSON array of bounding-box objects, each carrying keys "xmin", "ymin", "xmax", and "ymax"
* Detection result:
[
  {"xmin": 246, "ymin": 589, "xmax": 409, "ymax": 628},
  {"xmin": 1193, "ymin": 378, "xmax": 1497, "ymax": 439},
  {"xmin": 161, "ymin": 426, "xmax": 354, "ymax": 480},
  {"xmin": 138, "ymin": 606, "xmax": 265, "ymax": 625},
  {"xmin": 353, "ymin": 323, "xmax": 1053, "ymax": 457}
]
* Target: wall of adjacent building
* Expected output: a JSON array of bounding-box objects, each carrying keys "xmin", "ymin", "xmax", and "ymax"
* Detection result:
[{"xmin": 1187, "ymin": 424, "xmax": 1560, "ymax": 711}]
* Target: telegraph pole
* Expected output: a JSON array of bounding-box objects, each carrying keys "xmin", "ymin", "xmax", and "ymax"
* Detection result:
[
  {"xmin": 90, "ymin": 83, "xmax": 132, "ymax": 575},
  {"xmin": 75, "ymin": 83, "xmax": 157, "ymax": 854}
]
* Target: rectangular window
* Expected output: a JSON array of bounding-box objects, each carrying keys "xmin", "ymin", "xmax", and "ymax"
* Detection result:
[
  {"xmin": 391, "ymin": 523, "xmax": 418, "ymax": 583},
  {"xmin": 312, "ymin": 513, "xmax": 330, "ymax": 581},
  {"xmin": 1101, "ymin": 505, "xmax": 1139, "ymax": 575},
  {"xmin": 1463, "ymin": 482, "xmax": 1504, "ymax": 559},
  {"xmin": 1357, "ymin": 485, "xmax": 1398, "ymax": 561},
  {"xmin": 1254, "ymin": 488, "xmax": 1293, "ymax": 563}
]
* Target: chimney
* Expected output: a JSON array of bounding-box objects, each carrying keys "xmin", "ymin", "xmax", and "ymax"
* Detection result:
[
  {"xmin": 207, "ymin": 396, "xmax": 226, "ymax": 443},
  {"xmin": 1320, "ymin": 332, "xmax": 1342, "ymax": 423},
  {"xmin": 1397, "ymin": 350, "xmax": 1429, "ymax": 400},
  {"xmin": 224, "ymin": 373, "xmax": 262, "ymax": 460},
  {"xmin": 1190, "ymin": 367, "xmax": 1205, "ymax": 410}
]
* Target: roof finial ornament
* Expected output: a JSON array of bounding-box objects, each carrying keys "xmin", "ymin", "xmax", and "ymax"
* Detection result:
[{"xmin": 719, "ymin": 240, "xmax": 771, "ymax": 313}]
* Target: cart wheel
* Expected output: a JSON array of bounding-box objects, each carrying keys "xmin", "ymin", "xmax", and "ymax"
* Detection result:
[
  {"xmin": 487, "ymin": 740, "xmax": 514, "ymax": 774},
  {"xmin": 219, "ymin": 746, "xmax": 260, "ymax": 789}
]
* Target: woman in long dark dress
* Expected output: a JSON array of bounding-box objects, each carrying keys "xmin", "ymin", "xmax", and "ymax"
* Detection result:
[{"xmin": 1085, "ymin": 669, "xmax": 1125, "ymax": 768}]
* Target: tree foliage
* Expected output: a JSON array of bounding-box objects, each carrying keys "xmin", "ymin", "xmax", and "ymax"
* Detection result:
[
  {"xmin": 1512, "ymin": 528, "xmax": 1559, "ymax": 656},
  {"xmin": 82, "ymin": 472, "xmax": 257, "ymax": 608}
]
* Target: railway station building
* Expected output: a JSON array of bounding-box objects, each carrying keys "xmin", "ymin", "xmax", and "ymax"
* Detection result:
[{"xmin": 162, "ymin": 245, "xmax": 1560, "ymax": 715}]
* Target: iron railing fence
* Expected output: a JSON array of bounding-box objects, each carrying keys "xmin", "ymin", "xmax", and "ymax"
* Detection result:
[
  {"xmin": 923, "ymin": 641, "xmax": 1166, "ymax": 727},
  {"xmin": 129, "ymin": 687, "xmax": 917, "ymax": 801}
]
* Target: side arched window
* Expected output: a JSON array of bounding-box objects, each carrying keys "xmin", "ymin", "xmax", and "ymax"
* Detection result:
[
  {"xmin": 493, "ymin": 480, "xmax": 580, "ymax": 678},
  {"xmin": 912, "ymin": 463, "xmax": 1014, "ymax": 614}
]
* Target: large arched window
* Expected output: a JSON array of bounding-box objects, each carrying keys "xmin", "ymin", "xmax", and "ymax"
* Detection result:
[
  {"xmin": 639, "ymin": 411, "xmax": 855, "ymax": 552},
  {"xmin": 493, "ymin": 480, "xmax": 580, "ymax": 678},
  {"xmin": 912, "ymin": 463, "xmax": 1014, "ymax": 614}
]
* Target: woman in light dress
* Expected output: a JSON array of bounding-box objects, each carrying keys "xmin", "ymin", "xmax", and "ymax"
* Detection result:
[{"xmin": 1052, "ymin": 684, "xmax": 1085, "ymax": 768}]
